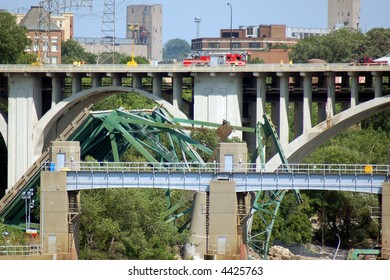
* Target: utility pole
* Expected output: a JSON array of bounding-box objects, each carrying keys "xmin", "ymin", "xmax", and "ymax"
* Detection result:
[{"xmin": 227, "ymin": 3, "xmax": 232, "ymax": 52}]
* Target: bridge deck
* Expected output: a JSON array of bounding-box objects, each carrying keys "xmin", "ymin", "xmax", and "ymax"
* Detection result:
[
  {"xmin": 1, "ymin": 63, "xmax": 390, "ymax": 74},
  {"xmin": 65, "ymin": 162, "xmax": 389, "ymax": 194}
]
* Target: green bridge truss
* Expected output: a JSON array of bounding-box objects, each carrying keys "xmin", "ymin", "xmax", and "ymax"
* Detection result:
[{"xmin": 0, "ymin": 107, "xmax": 300, "ymax": 259}]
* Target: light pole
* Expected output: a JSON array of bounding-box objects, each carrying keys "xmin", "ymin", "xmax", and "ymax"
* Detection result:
[
  {"xmin": 227, "ymin": 3, "xmax": 232, "ymax": 52},
  {"xmin": 333, "ymin": 234, "xmax": 341, "ymax": 260},
  {"xmin": 21, "ymin": 189, "xmax": 34, "ymax": 231}
]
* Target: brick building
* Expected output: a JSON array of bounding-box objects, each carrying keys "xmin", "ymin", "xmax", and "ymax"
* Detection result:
[
  {"xmin": 191, "ymin": 25, "xmax": 298, "ymax": 63},
  {"xmin": 15, "ymin": 6, "xmax": 74, "ymax": 64}
]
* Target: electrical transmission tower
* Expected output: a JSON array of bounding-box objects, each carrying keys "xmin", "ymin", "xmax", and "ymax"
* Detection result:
[
  {"xmin": 35, "ymin": 0, "xmax": 93, "ymax": 64},
  {"xmin": 98, "ymin": 0, "xmax": 116, "ymax": 64}
]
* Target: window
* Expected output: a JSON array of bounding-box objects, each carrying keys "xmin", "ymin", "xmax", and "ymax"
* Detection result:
[
  {"xmin": 51, "ymin": 44, "xmax": 58, "ymax": 52},
  {"xmin": 249, "ymin": 42, "xmax": 260, "ymax": 48},
  {"xmin": 192, "ymin": 42, "xmax": 202, "ymax": 50},
  {"xmin": 232, "ymin": 42, "xmax": 241, "ymax": 49},
  {"xmin": 208, "ymin": 42, "xmax": 220, "ymax": 48}
]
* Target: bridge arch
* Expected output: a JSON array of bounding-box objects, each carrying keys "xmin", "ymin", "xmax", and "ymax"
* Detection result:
[
  {"xmin": 33, "ymin": 86, "xmax": 188, "ymax": 156},
  {"xmin": 268, "ymin": 95, "xmax": 390, "ymax": 166},
  {"xmin": 0, "ymin": 110, "xmax": 7, "ymax": 147}
]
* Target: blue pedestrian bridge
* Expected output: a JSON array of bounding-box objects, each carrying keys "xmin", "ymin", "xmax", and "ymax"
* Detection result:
[{"xmin": 62, "ymin": 162, "xmax": 390, "ymax": 194}]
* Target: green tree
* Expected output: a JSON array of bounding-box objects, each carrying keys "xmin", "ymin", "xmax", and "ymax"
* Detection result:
[
  {"xmin": 289, "ymin": 29, "xmax": 366, "ymax": 63},
  {"xmin": 303, "ymin": 128, "xmax": 387, "ymax": 247},
  {"xmin": 364, "ymin": 28, "xmax": 390, "ymax": 59},
  {"xmin": 118, "ymin": 54, "xmax": 150, "ymax": 64},
  {"xmin": 163, "ymin": 38, "xmax": 191, "ymax": 61},
  {"xmin": 61, "ymin": 39, "xmax": 97, "ymax": 64},
  {"xmin": 361, "ymin": 108, "xmax": 390, "ymax": 133},
  {"xmin": 248, "ymin": 57, "xmax": 264, "ymax": 64},
  {"xmin": 92, "ymin": 92, "xmax": 157, "ymax": 111},
  {"xmin": 304, "ymin": 128, "xmax": 390, "ymax": 165},
  {"xmin": 308, "ymin": 191, "xmax": 380, "ymax": 248},
  {"xmin": 0, "ymin": 221, "xmax": 26, "ymax": 246},
  {"xmin": 0, "ymin": 12, "xmax": 31, "ymax": 64},
  {"xmin": 79, "ymin": 188, "xmax": 188, "ymax": 259},
  {"xmin": 16, "ymin": 52, "xmax": 37, "ymax": 64},
  {"xmin": 272, "ymin": 192, "xmax": 313, "ymax": 245}
]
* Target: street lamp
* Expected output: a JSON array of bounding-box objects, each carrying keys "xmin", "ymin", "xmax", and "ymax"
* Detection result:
[
  {"xmin": 21, "ymin": 188, "xmax": 34, "ymax": 231},
  {"xmin": 333, "ymin": 234, "xmax": 341, "ymax": 260},
  {"xmin": 127, "ymin": 23, "xmax": 139, "ymax": 67},
  {"xmin": 227, "ymin": 3, "xmax": 233, "ymax": 51}
]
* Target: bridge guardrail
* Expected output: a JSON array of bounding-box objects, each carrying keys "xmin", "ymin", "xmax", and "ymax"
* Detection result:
[
  {"xmin": 0, "ymin": 245, "xmax": 41, "ymax": 256},
  {"xmin": 42, "ymin": 161, "xmax": 390, "ymax": 176}
]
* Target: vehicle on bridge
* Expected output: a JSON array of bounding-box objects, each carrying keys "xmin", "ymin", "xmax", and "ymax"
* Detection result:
[
  {"xmin": 183, "ymin": 52, "xmax": 247, "ymax": 66},
  {"xmin": 349, "ymin": 56, "xmax": 388, "ymax": 66}
]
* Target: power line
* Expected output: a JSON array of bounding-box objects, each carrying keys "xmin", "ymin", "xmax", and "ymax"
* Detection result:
[{"xmin": 35, "ymin": 0, "xmax": 93, "ymax": 64}]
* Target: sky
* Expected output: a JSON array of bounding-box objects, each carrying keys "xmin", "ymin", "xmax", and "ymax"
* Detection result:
[{"xmin": 2, "ymin": 0, "xmax": 390, "ymax": 43}]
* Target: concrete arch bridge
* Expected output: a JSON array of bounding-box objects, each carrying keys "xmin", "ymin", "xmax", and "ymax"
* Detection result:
[{"xmin": 0, "ymin": 63, "xmax": 389, "ymax": 259}]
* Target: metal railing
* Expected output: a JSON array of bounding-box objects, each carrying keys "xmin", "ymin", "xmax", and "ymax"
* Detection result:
[
  {"xmin": 42, "ymin": 161, "xmax": 390, "ymax": 175},
  {"xmin": 0, "ymin": 244, "xmax": 41, "ymax": 256}
]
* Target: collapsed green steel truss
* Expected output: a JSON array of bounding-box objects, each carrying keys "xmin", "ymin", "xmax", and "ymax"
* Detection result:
[
  {"xmin": 1, "ymin": 106, "xmax": 300, "ymax": 259},
  {"xmin": 247, "ymin": 115, "xmax": 302, "ymax": 259}
]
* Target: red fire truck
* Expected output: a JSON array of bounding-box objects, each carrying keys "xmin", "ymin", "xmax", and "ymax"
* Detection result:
[
  {"xmin": 183, "ymin": 52, "xmax": 247, "ymax": 66},
  {"xmin": 349, "ymin": 56, "xmax": 388, "ymax": 66}
]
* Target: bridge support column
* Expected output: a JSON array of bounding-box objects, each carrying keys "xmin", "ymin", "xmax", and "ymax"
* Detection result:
[
  {"xmin": 254, "ymin": 73, "xmax": 267, "ymax": 119},
  {"xmin": 294, "ymin": 102, "xmax": 303, "ymax": 138},
  {"xmin": 108, "ymin": 73, "xmax": 122, "ymax": 86},
  {"xmin": 204, "ymin": 180, "xmax": 241, "ymax": 260},
  {"xmin": 372, "ymin": 72, "xmax": 383, "ymax": 98},
  {"xmin": 169, "ymin": 73, "xmax": 183, "ymax": 109},
  {"xmin": 253, "ymin": 73, "xmax": 267, "ymax": 165},
  {"xmin": 40, "ymin": 171, "xmax": 70, "ymax": 259},
  {"xmin": 7, "ymin": 73, "xmax": 42, "ymax": 189},
  {"xmin": 270, "ymin": 102, "xmax": 279, "ymax": 156},
  {"xmin": 301, "ymin": 72, "xmax": 312, "ymax": 132},
  {"xmin": 47, "ymin": 73, "xmax": 62, "ymax": 107},
  {"xmin": 193, "ymin": 73, "xmax": 243, "ymax": 139},
  {"xmin": 149, "ymin": 73, "xmax": 163, "ymax": 97},
  {"xmin": 317, "ymin": 102, "xmax": 327, "ymax": 124},
  {"xmin": 382, "ymin": 182, "xmax": 390, "ymax": 259},
  {"xmin": 277, "ymin": 72, "xmax": 289, "ymax": 148},
  {"xmin": 325, "ymin": 72, "xmax": 336, "ymax": 118},
  {"xmin": 348, "ymin": 72, "xmax": 359, "ymax": 107},
  {"xmin": 186, "ymin": 143, "xmax": 248, "ymax": 260},
  {"xmin": 67, "ymin": 73, "xmax": 82, "ymax": 95},
  {"xmin": 40, "ymin": 141, "xmax": 81, "ymax": 259},
  {"xmin": 129, "ymin": 73, "xmax": 142, "ymax": 89},
  {"xmin": 90, "ymin": 73, "xmax": 102, "ymax": 88}
]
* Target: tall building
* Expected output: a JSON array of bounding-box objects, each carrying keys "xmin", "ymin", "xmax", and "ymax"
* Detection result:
[
  {"xmin": 126, "ymin": 4, "xmax": 163, "ymax": 61},
  {"xmin": 328, "ymin": 0, "xmax": 360, "ymax": 30}
]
